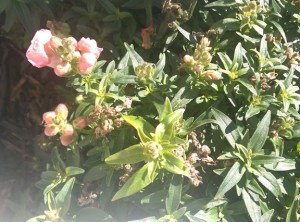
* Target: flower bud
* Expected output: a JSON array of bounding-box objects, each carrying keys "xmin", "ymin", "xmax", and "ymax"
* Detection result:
[
  {"xmin": 194, "ymin": 65, "xmax": 203, "ymax": 73},
  {"xmin": 43, "ymin": 111, "xmax": 56, "ymax": 124},
  {"xmin": 44, "ymin": 125, "xmax": 59, "ymax": 136},
  {"xmin": 60, "ymin": 134, "xmax": 73, "ymax": 146},
  {"xmin": 78, "ymin": 53, "xmax": 97, "ymax": 74},
  {"xmin": 183, "ymin": 55, "xmax": 194, "ymax": 65},
  {"xmin": 73, "ymin": 116, "xmax": 88, "ymax": 129},
  {"xmin": 61, "ymin": 124, "xmax": 74, "ymax": 136},
  {"xmin": 203, "ymin": 70, "xmax": 222, "ymax": 80},
  {"xmin": 54, "ymin": 62, "xmax": 71, "ymax": 76},
  {"xmin": 63, "ymin": 37, "xmax": 77, "ymax": 52},
  {"xmin": 55, "ymin": 104, "xmax": 68, "ymax": 120}
]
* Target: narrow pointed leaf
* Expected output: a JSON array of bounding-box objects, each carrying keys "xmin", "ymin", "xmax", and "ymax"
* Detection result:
[
  {"xmin": 212, "ymin": 108, "xmax": 239, "ymax": 148},
  {"xmin": 242, "ymin": 188, "xmax": 261, "ymax": 222},
  {"xmin": 215, "ymin": 161, "xmax": 246, "ymax": 198},
  {"xmin": 112, "ymin": 163, "xmax": 155, "ymax": 201},
  {"xmin": 166, "ymin": 174, "xmax": 183, "ymax": 214},
  {"xmin": 248, "ymin": 111, "xmax": 271, "ymax": 152},
  {"xmin": 105, "ymin": 144, "xmax": 145, "ymax": 164},
  {"xmin": 124, "ymin": 43, "xmax": 144, "ymax": 67},
  {"xmin": 251, "ymin": 155, "xmax": 284, "ymax": 165},
  {"xmin": 160, "ymin": 98, "xmax": 173, "ymax": 122},
  {"xmin": 55, "ymin": 177, "xmax": 75, "ymax": 216},
  {"xmin": 257, "ymin": 171, "xmax": 283, "ymax": 198},
  {"xmin": 261, "ymin": 209, "xmax": 274, "ymax": 222},
  {"xmin": 123, "ymin": 115, "xmax": 155, "ymax": 143}
]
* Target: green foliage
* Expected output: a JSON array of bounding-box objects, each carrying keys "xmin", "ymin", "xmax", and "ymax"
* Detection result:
[{"xmin": 14, "ymin": 0, "xmax": 300, "ymax": 221}]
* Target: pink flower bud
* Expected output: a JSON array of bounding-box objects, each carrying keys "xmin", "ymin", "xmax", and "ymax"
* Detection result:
[
  {"xmin": 61, "ymin": 124, "xmax": 74, "ymax": 136},
  {"xmin": 78, "ymin": 53, "xmax": 97, "ymax": 74},
  {"xmin": 73, "ymin": 116, "xmax": 88, "ymax": 129},
  {"xmin": 54, "ymin": 62, "xmax": 71, "ymax": 76},
  {"xmin": 26, "ymin": 29, "xmax": 52, "ymax": 68},
  {"xmin": 77, "ymin": 37, "xmax": 103, "ymax": 59},
  {"xmin": 194, "ymin": 65, "xmax": 203, "ymax": 73},
  {"xmin": 44, "ymin": 124, "xmax": 59, "ymax": 136},
  {"xmin": 141, "ymin": 24, "xmax": 154, "ymax": 49},
  {"xmin": 55, "ymin": 104, "xmax": 68, "ymax": 120},
  {"xmin": 43, "ymin": 111, "xmax": 56, "ymax": 124},
  {"xmin": 60, "ymin": 134, "xmax": 73, "ymax": 146}
]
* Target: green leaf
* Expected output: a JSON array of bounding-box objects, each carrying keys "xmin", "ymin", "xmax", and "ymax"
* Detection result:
[
  {"xmin": 237, "ymin": 78, "xmax": 257, "ymax": 96},
  {"xmin": 123, "ymin": 115, "xmax": 155, "ymax": 143},
  {"xmin": 264, "ymin": 159, "xmax": 296, "ymax": 171},
  {"xmin": 248, "ymin": 111, "xmax": 271, "ymax": 152},
  {"xmin": 205, "ymin": 0, "xmax": 237, "ymax": 7},
  {"xmin": 211, "ymin": 18, "xmax": 240, "ymax": 34},
  {"xmin": 153, "ymin": 54, "xmax": 166, "ymax": 80},
  {"xmin": 112, "ymin": 163, "xmax": 155, "ymax": 201},
  {"xmin": 105, "ymin": 144, "xmax": 145, "ymax": 164},
  {"xmin": 256, "ymin": 170, "xmax": 283, "ymax": 198},
  {"xmin": 166, "ymin": 174, "xmax": 183, "ymax": 214},
  {"xmin": 286, "ymin": 190, "xmax": 299, "ymax": 222},
  {"xmin": 211, "ymin": 108, "xmax": 240, "ymax": 148},
  {"xmin": 251, "ymin": 155, "xmax": 284, "ymax": 165},
  {"xmin": 242, "ymin": 188, "xmax": 261, "ymax": 222},
  {"xmin": 173, "ymin": 207, "xmax": 187, "ymax": 220},
  {"xmin": 215, "ymin": 161, "xmax": 246, "ymax": 198},
  {"xmin": 55, "ymin": 177, "xmax": 75, "ymax": 216},
  {"xmin": 261, "ymin": 209, "xmax": 274, "ymax": 222},
  {"xmin": 65, "ymin": 167, "xmax": 84, "ymax": 177},
  {"xmin": 160, "ymin": 98, "xmax": 173, "ymax": 122},
  {"xmin": 124, "ymin": 43, "xmax": 144, "ymax": 67},
  {"xmin": 232, "ymin": 43, "xmax": 243, "ymax": 69},
  {"xmin": 75, "ymin": 207, "xmax": 117, "ymax": 222},
  {"xmin": 173, "ymin": 22, "xmax": 196, "ymax": 43},
  {"xmin": 270, "ymin": 20, "xmax": 287, "ymax": 43},
  {"xmin": 52, "ymin": 147, "xmax": 66, "ymax": 173},
  {"xmin": 163, "ymin": 152, "xmax": 188, "ymax": 176},
  {"xmin": 83, "ymin": 164, "xmax": 109, "ymax": 182}
]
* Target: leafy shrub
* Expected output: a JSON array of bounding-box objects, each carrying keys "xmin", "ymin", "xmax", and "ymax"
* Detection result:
[{"xmin": 21, "ymin": 0, "xmax": 300, "ymax": 221}]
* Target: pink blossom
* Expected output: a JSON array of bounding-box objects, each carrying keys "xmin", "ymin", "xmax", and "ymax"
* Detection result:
[
  {"xmin": 54, "ymin": 62, "xmax": 71, "ymax": 76},
  {"xmin": 44, "ymin": 125, "xmax": 59, "ymax": 136},
  {"xmin": 61, "ymin": 124, "xmax": 74, "ymax": 136},
  {"xmin": 78, "ymin": 53, "xmax": 97, "ymax": 74},
  {"xmin": 55, "ymin": 104, "xmax": 68, "ymax": 120},
  {"xmin": 26, "ymin": 29, "xmax": 52, "ymax": 68},
  {"xmin": 60, "ymin": 134, "xmax": 73, "ymax": 146},
  {"xmin": 42, "ymin": 111, "xmax": 56, "ymax": 124},
  {"xmin": 77, "ymin": 37, "xmax": 103, "ymax": 59}
]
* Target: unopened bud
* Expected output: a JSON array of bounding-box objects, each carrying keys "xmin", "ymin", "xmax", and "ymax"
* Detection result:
[
  {"xmin": 183, "ymin": 55, "xmax": 195, "ymax": 65},
  {"xmin": 203, "ymin": 70, "xmax": 222, "ymax": 80},
  {"xmin": 194, "ymin": 65, "xmax": 203, "ymax": 73},
  {"xmin": 73, "ymin": 116, "xmax": 88, "ymax": 129},
  {"xmin": 54, "ymin": 62, "xmax": 71, "ymax": 76}
]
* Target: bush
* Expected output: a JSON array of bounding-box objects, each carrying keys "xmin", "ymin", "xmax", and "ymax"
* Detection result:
[{"xmin": 14, "ymin": 0, "xmax": 300, "ymax": 221}]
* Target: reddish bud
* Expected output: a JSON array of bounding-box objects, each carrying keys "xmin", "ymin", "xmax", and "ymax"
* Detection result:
[{"xmin": 72, "ymin": 116, "xmax": 88, "ymax": 129}]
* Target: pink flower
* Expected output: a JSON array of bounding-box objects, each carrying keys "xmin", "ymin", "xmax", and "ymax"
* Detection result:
[
  {"xmin": 60, "ymin": 135, "xmax": 73, "ymax": 146},
  {"xmin": 54, "ymin": 62, "xmax": 71, "ymax": 76},
  {"xmin": 61, "ymin": 124, "xmax": 74, "ymax": 136},
  {"xmin": 26, "ymin": 29, "xmax": 52, "ymax": 68},
  {"xmin": 44, "ymin": 125, "xmax": 59, "ymax": 136},
  {"xmin": 43, "ymin": 111, "xmax": 56, "ymax": 124},
  {"xmin": 55, "ymin": 104, "xmax": 68, "ymax": 120},
  {"xmin": 77, "ymin": 37, "xmax": 103, "ymax": 59},
  {"xmin": 78, "ymin": 53, "xmax": 97, "ymax": 74},
  {"xmin": 141, "ymin": 24, "xmax": 154, "ymax": 49}
]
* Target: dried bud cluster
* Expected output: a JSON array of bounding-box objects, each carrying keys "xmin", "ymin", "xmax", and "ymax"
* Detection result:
[
  {"xmin": 184, "ymin": 154, "xmax": 202, "ymax": 187},
  {"xmin": 251, "ymin": 72, "xmax": 277, "ymax": 92},
  {"xmin": 162, "ymin": 0, "xmax": 188, "ymax": 23},
  {"xmin": 77, "ymin": 183, "xmax": 98, "ymax": 207},
  {"xmin": 87, "ymin": 99, "xmax": 132, "ymax": 138},
  {"xmin": 285, "ymin": 47, "xmax": 299, "ymax": 65},
  {"xmin": 119, "ymin": 164, "xmax": 135, "ymax": 186}
]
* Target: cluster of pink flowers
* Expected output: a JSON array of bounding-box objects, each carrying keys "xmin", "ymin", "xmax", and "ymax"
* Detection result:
[
  {"xmin": 43, "ymin": 104, "xmax": 88, "ymax": 146},
  {"xmin": 26, "ymin": 29, "xmax": 103, "ymax": 76}
]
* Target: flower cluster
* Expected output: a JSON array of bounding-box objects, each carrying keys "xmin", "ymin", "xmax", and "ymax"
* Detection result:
[
  {"xmin": 26, "ymin": 29, "xmax": 103, "ymax": 76},
  {"xmin": 43, "ymin": 104, "xmax": 88, "ymax": 146},
  {"xmin": 182, "ymin": 37, "xmax": 222, "ymax": 80}
]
